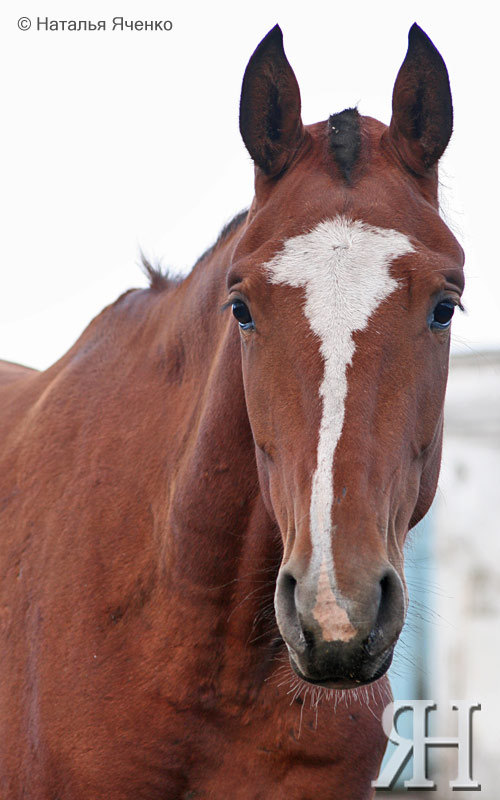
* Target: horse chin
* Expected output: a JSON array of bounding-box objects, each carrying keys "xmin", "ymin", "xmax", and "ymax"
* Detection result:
[{"xmin": 287, "ymin": 646, "xmax": 395, "ymax": 690}]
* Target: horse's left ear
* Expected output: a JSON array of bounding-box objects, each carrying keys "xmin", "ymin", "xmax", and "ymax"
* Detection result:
[
  {"xmin": 386, "ymin": 24, "xmax": 453, "ymax": 175},
  {"xmin": 239, "ymin": 25, "xmax": 304, "ymax": 177}
]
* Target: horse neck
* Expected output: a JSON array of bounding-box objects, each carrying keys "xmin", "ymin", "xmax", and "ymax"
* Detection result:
[{"xmin": 155, "ymin": 228, "xmax": 281, "ymax": 657}]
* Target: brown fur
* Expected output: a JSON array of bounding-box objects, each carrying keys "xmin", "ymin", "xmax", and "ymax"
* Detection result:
[{"xmin": 0, "ymin": 24, "xmax": 463, "ymax": 800}]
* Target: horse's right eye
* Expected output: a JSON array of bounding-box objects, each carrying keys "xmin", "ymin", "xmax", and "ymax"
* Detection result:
[{"xmin": 232, "ymin": 300, "xmax": 254, "ymax": 330}]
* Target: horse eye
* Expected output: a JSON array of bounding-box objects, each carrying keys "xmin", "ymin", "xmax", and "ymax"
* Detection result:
[
  {"xmin": 232, "ymin": 300, "xmax": 254, "ymax": 329},
  {"xmin": 431, "ymin": 301, "xmax": 455, "ymax": 329}
]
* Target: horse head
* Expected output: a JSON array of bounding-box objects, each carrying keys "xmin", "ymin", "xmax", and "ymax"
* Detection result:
[{"xmin": 228, "ymin": 25, "xmax": 464, "ymax": 689}]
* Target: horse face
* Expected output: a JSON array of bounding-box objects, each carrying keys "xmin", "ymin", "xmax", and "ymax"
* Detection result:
[{"xmin": 228, "ymin": 26, "xmax": 464, "ymax": 688}]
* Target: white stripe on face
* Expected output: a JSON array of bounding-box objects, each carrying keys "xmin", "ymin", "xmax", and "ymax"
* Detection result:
[{"xmin": 266, "ymin": 216, "xmax": 414, "ymax": 640}]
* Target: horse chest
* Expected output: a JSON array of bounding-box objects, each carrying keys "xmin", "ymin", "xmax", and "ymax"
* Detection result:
[{"xmin": 154, "ymin": 687, "xmax": 387, "ymax": 800}]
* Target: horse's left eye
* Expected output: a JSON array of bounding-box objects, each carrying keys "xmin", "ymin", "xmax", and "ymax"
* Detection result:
[
  {"xmin": 232, "ymin": 300, "xmax": 254, "ymax": 329},
  {"xmin": 431, "ymin": 301, "xmax": 455, "ymax": 330}
]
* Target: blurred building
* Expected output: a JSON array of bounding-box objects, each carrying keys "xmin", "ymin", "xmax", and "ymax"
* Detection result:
[{"xmin": 376, "ymin": 351, "xmax": 500, "ymax": 798}]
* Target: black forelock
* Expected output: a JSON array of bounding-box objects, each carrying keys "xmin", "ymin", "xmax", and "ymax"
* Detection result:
[{"xmin": 328, "ymin": 108, "xmax": 361, "ymax": 183}]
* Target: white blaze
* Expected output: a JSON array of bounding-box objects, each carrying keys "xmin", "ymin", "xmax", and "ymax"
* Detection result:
[{"xmin": 266, "ymin": 216, "xmax": 414, "ymax": 631}]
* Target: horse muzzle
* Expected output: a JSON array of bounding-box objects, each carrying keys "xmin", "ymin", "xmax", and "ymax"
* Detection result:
[{"xmin": 275, "ymin": 560, "xmax": 405, "ymax": 688}]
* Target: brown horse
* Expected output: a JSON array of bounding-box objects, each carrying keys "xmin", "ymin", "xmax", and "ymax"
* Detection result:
[{"xmin": 0, "ymin": 24, "xmax": 464, "ymax": 800}]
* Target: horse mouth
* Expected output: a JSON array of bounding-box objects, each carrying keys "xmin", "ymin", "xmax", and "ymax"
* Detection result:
[{"xmin": 288, "ymin": 646, "xmax": 394, "ymax": 690}]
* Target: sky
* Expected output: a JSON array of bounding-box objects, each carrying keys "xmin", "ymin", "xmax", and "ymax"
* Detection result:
[{"xmin": 1, "ymin": 0, "xmax": 498, "ymax": 369}]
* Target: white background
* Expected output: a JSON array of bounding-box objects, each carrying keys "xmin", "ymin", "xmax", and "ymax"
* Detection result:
[
  {"xmin": 1, "ymin": 0, "xmax": 498, "ymax": 369},
  {"xmin": 1, "ymin": 5, "xmax": 498, "ymax": 792}
]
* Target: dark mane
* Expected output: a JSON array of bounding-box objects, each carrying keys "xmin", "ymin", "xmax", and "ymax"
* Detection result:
[
  {"xmin": 193, "ymin": 208, "xmax": 249, "ymax": 269},
  {"xmin": 140, "ymin": 254, "xmax": 177, "ymax": 293},
  {"xmin": 328, "ymin": 107, "xmax": 361, "ymax": 183},
  {"xmin": 143, "ymin": 208, "xmax": 249, "ymax": 291}
]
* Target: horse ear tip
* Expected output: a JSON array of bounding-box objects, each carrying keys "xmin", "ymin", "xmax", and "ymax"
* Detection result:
[
  {"xmin": 408, "ymin": 23, "xmax": 437, "ymax": 52},
  {"xmin": 250, "ymin": 25, "xmax": 283, "ymax": 60},
  {"xmin": 264, "ymin": 24, "xmax": 284, "ymax": 47},
  {"xmin": 248, "ymin": 25, "xmax": 284, "ymax": 63},
  {"xmin": 408, "ymin": 23, "xmax": 423, "ymax": 45}
]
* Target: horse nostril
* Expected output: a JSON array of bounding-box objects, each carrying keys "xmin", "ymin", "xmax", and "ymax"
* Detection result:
[
  {"xmin": 377, "ymin": 573, "xmax": 394, "ymax": 628},
  {"xmin": 364, "ymin": 567, "xmax": 404, "ymax": 657},
  {"xmin": 275, "ymin": 568, "xmax": 307, "ymax": 654},
  {"xmin": 281, "ymin": 570, "xmax": 297, "ymax": 615}
]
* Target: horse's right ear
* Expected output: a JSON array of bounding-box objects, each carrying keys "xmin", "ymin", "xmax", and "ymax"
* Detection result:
[{"xmin": 239, "ymin": 25, "xmax": 304, "ymax": 177}]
